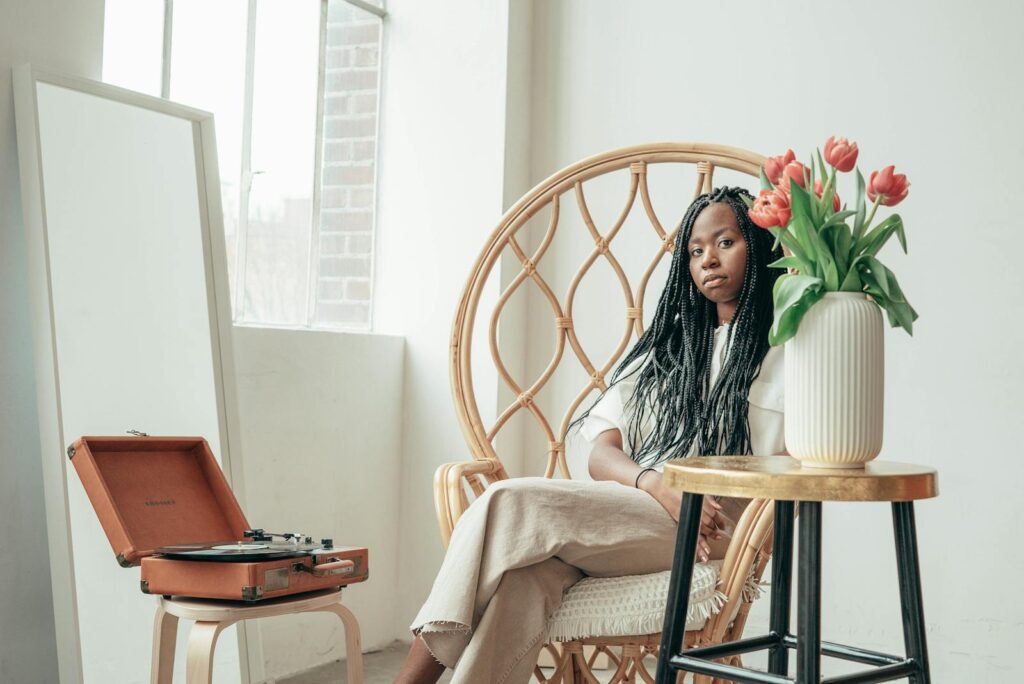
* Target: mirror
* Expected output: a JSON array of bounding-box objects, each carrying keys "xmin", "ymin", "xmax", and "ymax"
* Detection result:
[{"xmin": 14, "ymin": 65, "xmax": 250, "ymax": 683}]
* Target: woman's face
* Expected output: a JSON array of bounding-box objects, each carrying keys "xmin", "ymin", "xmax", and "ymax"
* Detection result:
[{"xmin": 687, "ymin": 202, "xmax": 748, "ymax": 310}]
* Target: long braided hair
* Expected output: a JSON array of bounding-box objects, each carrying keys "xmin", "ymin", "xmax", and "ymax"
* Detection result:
[{"xmin": 576, "ymin": 186, "xmax": 783, "ymax": 466}]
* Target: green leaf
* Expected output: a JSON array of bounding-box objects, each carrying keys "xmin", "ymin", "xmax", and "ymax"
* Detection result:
[
  {"xmin": 740, "ymin": 194, "xmax": 754, "ymax": 209},
  {"xmin": 768, "ymin": 255, "xmax": 813, "ymax": 274},
  {"xmin": 852, "ymin": 168, "xmax": 867, "ymax": 244},
  {"xmin": 858, "ymin": 256, "xmax": 891, "ymax": 298},
  {"xmin": 816, "ymin": 149, "xmax": 829, "ymax": 185},
  {"xmin": 857, "ymin": 257, "xmax": 919, "ymax": 334},
  {"xmin": 775, "ymin": 228, "xmax": 815, "ymax": 271},
  {"xmin": 799, "ymin": 213, "xmax": 839, "ymax": 290},
  {"xmin": 820, "ymin": 223, "xmax": 850, "ymax": 276},
  {"xmin": 839, "ymin": 264, "xmax": 863, "ymax": 292},
  {"xmin": 834, "ymin": 223, "xmax": 853, "ymax": 276},
  {"xmin": 789, "ymin": 178, "xmax": 812, "ymax": 224},
  {"xmin": 760, "ymin": 166, "xmax": 774, "ymax": 192},
  {"xmin": 854, "ymin": 214, "xmax": 906, "ymax": 257},
  {"xmin": 769, "ymin": 274, "xmax": 825, "ymax": 346},
  {"xmin": 821, "ymin": 210, "xmax": 857, "ymax": 227}
]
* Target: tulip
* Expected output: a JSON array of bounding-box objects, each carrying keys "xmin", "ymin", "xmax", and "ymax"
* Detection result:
[
  {"xmin": 781, "ymin": 161, "xmax": 808, "ymax": 190},
  {"xmin": 867, "ymin": 165, "xmax": 910, "ymax": 207},
  {"xmin": 749, "ymin": 188, "xmax": 792, "ymax": 229},
  {"xmin": 749, "ymin": 190, "xmax": 779, "ymax": 228},
  {"xmin": 764, "ymin": 149, "xmax": 795, "ymax": 186},
  {"xmin": 814, "ymin": 180, "xmax": 841, "ymax": 212},
  {"xmin": 823, "ymin": 136, "xmax": 859, "ymax": 172}
]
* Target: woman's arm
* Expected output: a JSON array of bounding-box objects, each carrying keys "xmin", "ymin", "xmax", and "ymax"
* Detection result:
[{"xmin": 588, "ymin": 429, "xmax": 716, "ymax": 560}]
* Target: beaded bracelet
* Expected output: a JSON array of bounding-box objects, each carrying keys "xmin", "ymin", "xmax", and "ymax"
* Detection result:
[{"xmin": 634, "ymin": 467, "xmax": 656, "ymax": 489}]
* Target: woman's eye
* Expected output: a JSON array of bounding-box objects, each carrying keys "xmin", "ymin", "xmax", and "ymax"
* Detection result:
[
  {"xmin": 719, "ymin": 239, "xmax": 733, "ymax": 248},
  {"xmin": 690, "ymin": 249, "xmax": 702, "ymax": 257}
]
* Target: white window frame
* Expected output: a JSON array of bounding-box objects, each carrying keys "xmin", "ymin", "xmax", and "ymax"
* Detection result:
[{"xmin": 157, "ymin": 0, "xmax": 386, "ymax": 329}]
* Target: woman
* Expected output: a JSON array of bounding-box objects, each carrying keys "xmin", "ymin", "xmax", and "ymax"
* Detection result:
[{"xmin": 395, "ymin": 186, "xmax": 785, "ymax": 684}]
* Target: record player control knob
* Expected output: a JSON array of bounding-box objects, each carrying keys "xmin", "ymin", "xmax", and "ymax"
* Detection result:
[
  {"xmin": 305, "ymin": 536, "xmax": 313, "ymax": 544},
  {"xmin": 321, "ymin": 538, "xmax": 333, "ymax": 549},
  {"xmin": 244, "ymin": 529, "xmax": 266, "ymax": 540}
]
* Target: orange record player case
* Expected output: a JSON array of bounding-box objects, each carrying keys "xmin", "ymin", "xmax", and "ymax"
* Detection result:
[{"xmin": 68, "ymin": 435, "xmax": 368, "ymax": 601}]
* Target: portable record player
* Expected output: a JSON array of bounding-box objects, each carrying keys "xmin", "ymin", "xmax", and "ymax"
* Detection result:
[{"xmin": 68, "ymin": 435, "xmax": 368, "ymax": 601}]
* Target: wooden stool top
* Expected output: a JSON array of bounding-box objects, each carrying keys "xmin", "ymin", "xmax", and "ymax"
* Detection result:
[
  {"xmin": 159, "ymin": 588, "xmax": 343, "ymax": 621},
  {"xmin": 662, "ymin": 456, "xmax": 938, "ymax": 502}
]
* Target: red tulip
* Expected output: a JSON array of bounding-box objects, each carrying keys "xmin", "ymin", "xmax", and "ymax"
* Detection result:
[
  {"xmin": 781, "ymin": 161, "xmax": 808, "ymax": 189},
  {"xmin": 867, "ymin": 165, "xmax": 910, "ymax": 206},
  {"xmin": 763, "ymin": 149, "xmax": 795, "ymax": 186},
  {"xmin": 823, "ymin": 136, "xmax": 859, "ymax": 172},
  {"xmin": 814, "ymin": 180, "xmax": 841, "ymax": 212},
  {"xmin": 749, "ymin": 188, "xmax": 792, "ymax": 229}
]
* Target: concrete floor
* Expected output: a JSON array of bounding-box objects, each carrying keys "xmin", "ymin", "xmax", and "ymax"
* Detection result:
[
  {"xmin": 277, "ymin": 640, "xmax": 644, "ymax": 684},
  {"xmin": 278, "ymin": 641, "xmax": 448, "ymax": 684}
]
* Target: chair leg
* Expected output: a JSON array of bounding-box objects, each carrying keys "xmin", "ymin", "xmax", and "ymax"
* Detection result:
[
  {"xmin": 151, "ymin": 602, "xmax": 179, "ymax": 684},
  {"xmin": 185, "ymin": 620, "xmax": 231, "ymax": 684},
  {"xmin": 318, "ymin": 601, "xmax": 364, "ymax": 684},
  {"xmin": 892, "ymin": 502, "xmax": 931, "ymax": 683},
  {"xmin": 796, "ymin": 501, "xmax": 822, "ymax": 683}
]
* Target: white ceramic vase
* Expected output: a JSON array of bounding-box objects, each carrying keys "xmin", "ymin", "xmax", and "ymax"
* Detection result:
[{"xmin": 784, "ymin": 292, "xmax": 884, "ymax": 468}]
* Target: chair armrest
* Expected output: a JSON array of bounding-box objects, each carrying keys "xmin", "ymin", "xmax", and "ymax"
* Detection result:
[
  {"xmin": 698, "ymin": 497, "xmax": 775, "ymax": 644},
  {"xmin": 433, "ymin": 458, "xmax": 507, "ymax": 548}
]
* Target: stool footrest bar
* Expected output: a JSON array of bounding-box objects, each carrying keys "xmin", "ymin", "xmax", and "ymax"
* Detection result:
[
  {"xmin": 822, "ymin": 660, "xmax": 920, "ymax": 684},
  {"xmin": 781, "ymin": 635, "xmax": 905, "ymax": 666},
  {"xmin": 667, "ymin": 655, "xmax": 793, "ymax": 684},
  {"xmin": 678, "ymin": 633, "xmax": 780, "ymax": 660}
]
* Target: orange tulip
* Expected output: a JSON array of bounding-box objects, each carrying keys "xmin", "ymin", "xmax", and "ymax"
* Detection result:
[
  {"xmin": 867, "ymin": 165, "xmax": 910, "ymax": 206},
  {"xmin": 749, "ymin": 188, "xmax": 792, "ymax": 229},
  {"xmin": 814, "ymin": 180, "xmax": 841, "ymax": 212},
  {"xmin": 781, "ymin": 161, "xmax": 808, "ymax": 190},
  {"xmin": 764, "ymin": 149, "xmax": 795, "ymax": 186},
  {"xmin": 823, "ymin": 136, "xmax": 859, "ymax": 172}
]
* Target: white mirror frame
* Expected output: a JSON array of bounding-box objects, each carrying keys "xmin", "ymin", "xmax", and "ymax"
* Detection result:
[{"xmin": 13, "ymin": 64, "xmax": 255, "ymax": 683}]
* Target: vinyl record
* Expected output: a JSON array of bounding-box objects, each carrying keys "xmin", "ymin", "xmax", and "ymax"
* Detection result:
[{"xmin": 154, "ymin": 541, "xmax": 309, "ymax": 562}]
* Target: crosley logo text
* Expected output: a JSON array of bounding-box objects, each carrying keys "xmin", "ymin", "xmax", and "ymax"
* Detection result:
[{"xmin": 144, "ymin": 499, "xmax": 176, "ymax": 507}]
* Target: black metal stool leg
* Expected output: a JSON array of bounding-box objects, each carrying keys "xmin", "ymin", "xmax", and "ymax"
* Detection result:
[
  {"xmin": 768, "ymin": 500, "xmax": 795, "ymax": 675},
  {"xmin": 893, "ymin": 502, "xmax": 931, "ymax": 683},
  {"xmin": 797, "ymin": 501, "xmax": 821, "ymax": 683},
  {"xmin": 655, "ymin": 492, "xmax": 704, "ymax": 684}
]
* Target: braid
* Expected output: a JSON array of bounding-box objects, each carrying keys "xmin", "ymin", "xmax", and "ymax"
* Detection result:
[{"xmin": 573, "ymin": 186, "xmax": 782, "ymax": 466}]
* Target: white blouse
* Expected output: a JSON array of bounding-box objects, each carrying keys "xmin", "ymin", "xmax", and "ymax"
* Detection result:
[{"xmin": 579, "ymin": 324, "xmax": 785, "ymax": 468}]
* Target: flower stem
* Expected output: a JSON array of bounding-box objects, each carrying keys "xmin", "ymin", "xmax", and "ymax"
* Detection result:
[{"xmin": 862, "ymin": 195, "xmax": 882, "ymax": 231}]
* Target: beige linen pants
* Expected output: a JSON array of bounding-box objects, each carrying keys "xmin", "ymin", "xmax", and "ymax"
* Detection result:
[{"xmin": 410, "ymin": 477, "xmax": 742, "ymax": 684}]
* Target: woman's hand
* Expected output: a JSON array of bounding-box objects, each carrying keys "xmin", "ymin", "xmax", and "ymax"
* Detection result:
[{"xmin": 639, "ymin": 473, "xmax": 724, "ymax": 561}]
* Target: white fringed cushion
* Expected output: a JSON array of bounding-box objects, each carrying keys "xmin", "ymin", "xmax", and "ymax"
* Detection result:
[{"xmin": 546, "ymin": 561, "xmax": 726, "ymax": 641}]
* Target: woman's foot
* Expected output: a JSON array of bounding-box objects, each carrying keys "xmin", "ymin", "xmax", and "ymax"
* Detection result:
[{"xmin": 393, "ymin": 636, "xmax": 446, "ymax": 684}]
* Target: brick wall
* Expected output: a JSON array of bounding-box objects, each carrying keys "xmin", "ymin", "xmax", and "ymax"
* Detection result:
[{"xmin": 316, "ymin": 0, "xmax": 380, "ymax": 328}]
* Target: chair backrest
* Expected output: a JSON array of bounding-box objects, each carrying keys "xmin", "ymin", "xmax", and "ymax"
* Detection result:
[{"xmin": 450, "ymin": 143, "xmax": 765, "ymax": 477}]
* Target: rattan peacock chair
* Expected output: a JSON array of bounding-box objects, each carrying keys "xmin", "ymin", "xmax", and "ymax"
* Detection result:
[{"xmin": 434, "ymin": 143, "xmax": 780, "ymax": 683}]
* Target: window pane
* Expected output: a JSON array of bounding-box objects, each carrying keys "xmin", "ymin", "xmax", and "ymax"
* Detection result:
[
  {"xmin": 168, "ymin": 0, "xmax": 248, "ymax": 300},
  {"xmin": 102, "ymin": 0, "xmax": 164, "ymax": 96},
  {"xmin": 314, "ymin": 0, "xmax": 381, "ymax": 329},
  {"xmin": 242, "ymin": 0, "xmax": 321, "ymax": 326}
]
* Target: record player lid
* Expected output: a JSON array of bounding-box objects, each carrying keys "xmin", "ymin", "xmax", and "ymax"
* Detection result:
[{"xmin": 69, "ymin": 436, "xmax": 250, "ymax": 567}]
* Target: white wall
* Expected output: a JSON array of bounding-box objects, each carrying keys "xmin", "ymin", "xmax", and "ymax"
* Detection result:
[
  {"xmin": 373, "ymin": 0, "xmax": 514, "ymax": 636},
  {"xmin": 0, "ymin": 1, "xmax": 104, "ymax": 681},
  {"xmin": 525, "ymin": 0, "xmax": 1024, "ymax": 678},
  {"xmin": 232, "ymin": 326, "xmax": 404, "ymax": 681}
]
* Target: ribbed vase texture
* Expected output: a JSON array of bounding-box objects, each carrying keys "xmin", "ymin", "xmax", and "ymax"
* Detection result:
[{"xmin": 784, "ymin": 293, "xmax": 884, "ymax": 468}]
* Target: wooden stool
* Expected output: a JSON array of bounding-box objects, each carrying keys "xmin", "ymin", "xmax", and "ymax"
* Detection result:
[
  {"xmin": 151, "ymin": 588, "xmax": 364, "ymax": 684},
  {"xmin": 654, "ymin": 456, "xmax": 938, "ymax": 684}
]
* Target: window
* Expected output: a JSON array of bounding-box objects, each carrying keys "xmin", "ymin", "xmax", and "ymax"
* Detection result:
[{"xmin": 102, "ymin": 0, "xmax": 385, "ymax": 330}]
